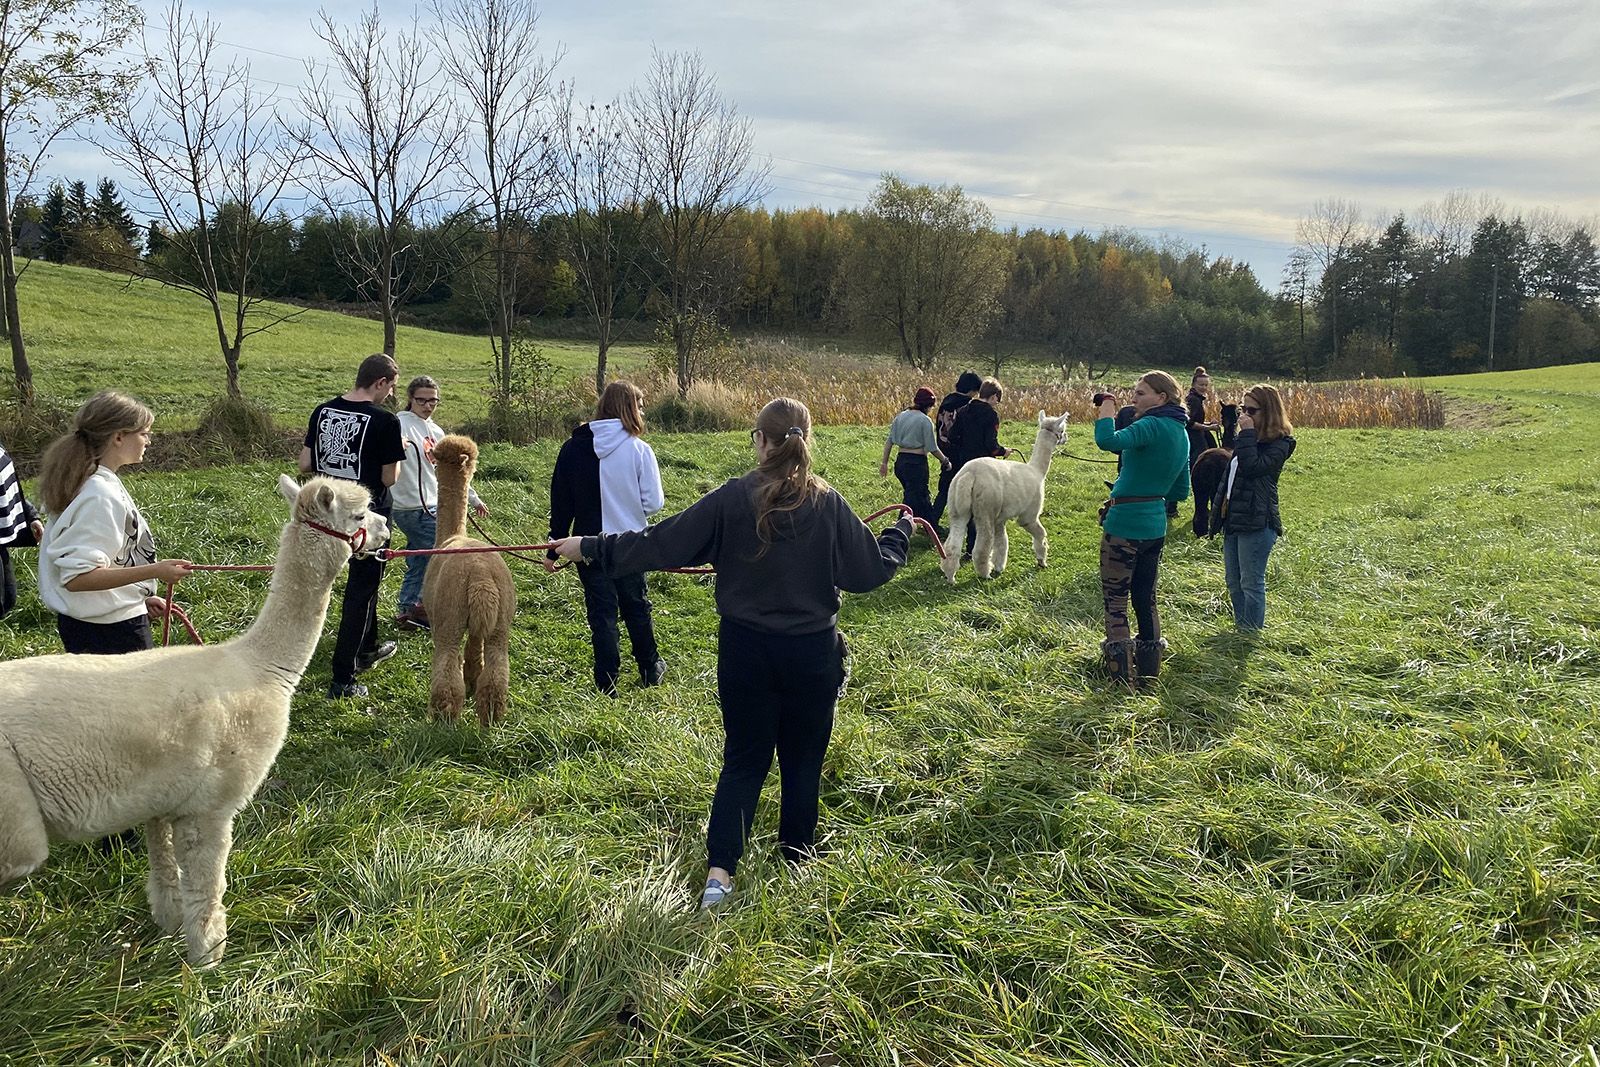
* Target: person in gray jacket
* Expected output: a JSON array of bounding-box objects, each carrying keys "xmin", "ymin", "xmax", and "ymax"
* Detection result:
[{"xmin": 553, "ymin": 397, "xmax": 912, "ymax": 910}]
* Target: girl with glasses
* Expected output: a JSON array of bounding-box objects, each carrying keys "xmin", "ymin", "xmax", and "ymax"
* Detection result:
[
  {"xmin": 392, "ymin": 375, "xmax": 487, "ymax": 631},
  {"xmin": 1209, "ymin": 384, "xmax": 1296, "ymax": 630}
]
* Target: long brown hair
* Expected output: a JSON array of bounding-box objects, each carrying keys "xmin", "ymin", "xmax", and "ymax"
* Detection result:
[
  {"xmin": 751, "ymin": 397, "xmax": 828, "ymax": 553},
  {"xmin": 38, "ymin": 390, "xmax": 154, "ymax": 514},
  {"xmin": 1139, "ymin": 370, "xmax": 1183, "ymax": 406},
  {"xmin": 1245, "ymin": 384, "xmax": 1293, "ymax": 441},
  {"xmin": 596, "ymin": 380, "xmax": 645, "ymax": 436}
]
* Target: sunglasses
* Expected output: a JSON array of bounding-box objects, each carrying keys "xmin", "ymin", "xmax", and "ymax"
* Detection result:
[{"xmin": 1241, "ymin": 404, "xmax": 1260, "ymax": 415}]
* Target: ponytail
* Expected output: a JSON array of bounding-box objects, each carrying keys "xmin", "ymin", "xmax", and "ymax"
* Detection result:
[
  {"xmin": 750, "ymin": 397, "xmax": 827, "ymax": 554},
  {"xmin": 39, "ymin": 390, "xmax": 153, "ymax": 514}
]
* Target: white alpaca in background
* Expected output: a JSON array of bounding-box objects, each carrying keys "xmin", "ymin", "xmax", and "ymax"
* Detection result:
[
  {"xmin": 941, "ymin": 411, "xmax": 1068, "ymax": 582},
  {"xmin": 0, "ymin": 475, "xmax": 386, "ymax": 968}
]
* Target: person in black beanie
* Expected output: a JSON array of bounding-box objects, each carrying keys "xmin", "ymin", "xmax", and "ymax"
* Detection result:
[{"xmin": 929, "ymin": 369, "xmax": 983, "ymax": 532}]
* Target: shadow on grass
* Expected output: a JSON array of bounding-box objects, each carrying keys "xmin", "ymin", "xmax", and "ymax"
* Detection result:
[{"xmin": 1151, "ymin": 627, "xmax": 1257, "ymax": 745}]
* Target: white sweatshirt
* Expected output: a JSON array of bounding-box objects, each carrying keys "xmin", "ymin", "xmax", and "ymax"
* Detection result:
[
  {"xmin": 591, "ymin": 418, "xmax": 665, "ymax": 534},
  {"xmin": 393, "ymin": 411, "xmax": 483, "ymax": 513},
  {"xmin": 38, "ymin": 467, "xmax": 157, "ymax": 624}
]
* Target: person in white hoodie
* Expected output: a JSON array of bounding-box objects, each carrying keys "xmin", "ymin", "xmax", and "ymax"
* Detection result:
[
  {"xmin": 391, "ymin": 375, "xmax": 488, "ymax": 630},
  {"xmin": 35, "ymin": 391, "xmax": 193, "ymax": 654},
  {"xmin": 546, "ymin": 380, "xmax": 666, "ymax": 695}
]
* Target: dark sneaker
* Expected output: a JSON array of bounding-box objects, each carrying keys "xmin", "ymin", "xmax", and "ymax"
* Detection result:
[
  {"xmin": 394, "ymin": 607, "xmax": 430, "ymax": 632},
  {"xmin": 355, "ymin": 641, "xmax": 398, "ymax": 674},
  {"xmin": 327, "ymin": 681, "xmax": 369, "ymax": 699},
  {"xmin": 640, "ymin": 657, "xmax": 667, "ymax": 687}
]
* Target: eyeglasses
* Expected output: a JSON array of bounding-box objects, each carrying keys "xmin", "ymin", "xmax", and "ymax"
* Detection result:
[
  {"xmin": 1241, "ymin": 404, "xmax": 1260, "ymax": 415},
  {"xmin": 749, "ymin": 429, "xmax": 761, "ymax": 444},
  {"xmin": 414, "ymin": 396, "xmax": 441, "ymax": 406}
]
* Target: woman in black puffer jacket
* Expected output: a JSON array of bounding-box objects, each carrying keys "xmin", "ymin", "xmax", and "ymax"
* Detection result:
[{"xmin": 1210, "ymin": 384, "xmax": 1295, "ymax": 630}]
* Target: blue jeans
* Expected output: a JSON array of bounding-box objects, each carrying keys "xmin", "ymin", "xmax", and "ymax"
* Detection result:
[
  {"xmin": 392, "ymin": 507, "xmax": 436, "ymax": 612},
  {"xmin": 1223, "ymin": 527, "xmax": 1279, "ymax": 630}
]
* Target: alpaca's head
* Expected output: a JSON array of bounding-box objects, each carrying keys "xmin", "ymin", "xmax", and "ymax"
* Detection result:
[
  {"xmin": 432, "ymin": 434, "xmax": 478, "ymax": 488},
  {"xmin": 1035, "ymin": 410, "xmax": 1068, "ymax": 447},
  {"xmin": 277, "ymin": 474, "xmax": 389, "ymax": 564}
]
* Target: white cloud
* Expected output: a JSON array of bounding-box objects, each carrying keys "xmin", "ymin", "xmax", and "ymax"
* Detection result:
[{"xmin": 48, "ymin": 0, "xmax": 1600, "ymax": 280}]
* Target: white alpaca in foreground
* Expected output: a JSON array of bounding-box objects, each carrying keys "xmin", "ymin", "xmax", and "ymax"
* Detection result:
[
  {"xmin": 0, "ymin": 475, "xmax": 387, "ymax": 968},
  {"xmin": 941, "ymin": 411, "xmax": 1068, "ymax": 583}
]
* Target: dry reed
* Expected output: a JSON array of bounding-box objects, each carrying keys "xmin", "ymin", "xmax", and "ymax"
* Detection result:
[{"xmin": 635, "ymin": 343, "xmax": 1446, "ymax": 431}]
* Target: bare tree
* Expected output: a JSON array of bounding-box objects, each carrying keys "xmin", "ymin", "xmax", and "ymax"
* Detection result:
[
  {"xmin": 555, "ymin": 86, "xmax": 645, "ymax": 393},
  {"xmin": 0, "ymin": 0, "xmax": 140, "ymax": 402},
  {"xmin": 626, "ymin": 49, "xmax": 767, "ymax": 397},
  {"xmin": 1414, "ymin": 188, "xmax": 1504, "ymax": 260},
  {"xmin": 294, "ymin": 3, "xmax": 461, "ymax": 357},
  {"xmin": 102, "ymin": 1, "xmax": 304, "ymax": 399},
  {"xmin": 1296, "ymin": 197, "xmax": 1366, "ymax": 366},
  {"xmin": 1280, "ymin": 246, "xmax": 1313, "ymax": 378},
  {"xmin": 431, "ymin": 0, "xmax": 559, "ymax": 396}
]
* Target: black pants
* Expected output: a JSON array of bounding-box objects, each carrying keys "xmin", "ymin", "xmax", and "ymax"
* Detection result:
[
  {"xmin": 0, "ymin": 548, "xmax": 16, "ymax": 618},
  {"xmin": 930, "ymin": 460, "xmax": 956, "ymax": 527},
  {"xmin": 893, "ymin": 452, "xmax": 935, "ymax": 525},
  {"xmin": 1099, "ymin": 534, "xmax": 1164, "ymax": 643},
  {"xmin": 577, "ymin": 564, "xmax": 660, "ymax": 692},
  {"xmin": 331, "ymin": 552, "xmax": 386, "ymax": 685},
  {"xmin": 708, "ymin": 619, "xmax": 843, "ymax": 875},
  {"xmin": 57, "ymin": 612, "xmax": 154, "ymax": 654}
]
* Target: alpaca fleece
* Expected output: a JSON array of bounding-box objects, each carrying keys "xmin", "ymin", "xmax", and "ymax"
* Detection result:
[
  {"xmin": 0, "ymin": 475, "xmax": 386, "ymax": 968},
  {"xmin": 940, "ymin": 411, "xmax": 1068, "ymax": 583},
  {"xmin": 422, "ymin": 435, "xmax": 514, "ymax": 726}
]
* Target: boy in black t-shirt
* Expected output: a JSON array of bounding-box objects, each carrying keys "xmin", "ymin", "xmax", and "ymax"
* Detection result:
[{"xmin": 300, "ymin": 353, "xmax": 406, "ymax": 698}]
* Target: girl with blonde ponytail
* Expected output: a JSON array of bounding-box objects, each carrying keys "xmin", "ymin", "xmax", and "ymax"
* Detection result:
[
  {"xmin": 553, "ymin": 396, "xmax": 914, "ymax": 909},
  {"xmin": 36, "ymin": 391, "xmax": 192, "ymax": 654}
]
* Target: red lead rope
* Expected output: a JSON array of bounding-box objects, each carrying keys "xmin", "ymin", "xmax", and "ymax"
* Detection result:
[
  {"xmin": 159, "ymin": 563, "xmax": 275, "ymax": 647},
  {"xmin": 156, "ymin": 502, "xmax": 940, "ymax": 645},
  {"xmin": 862, "ymin": 504, "xmax": 947, "ymax": 560}
]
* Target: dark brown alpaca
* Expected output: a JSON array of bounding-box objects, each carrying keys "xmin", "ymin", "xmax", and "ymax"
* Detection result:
[{"xmin": 1190, "ymin": 403, "xmax": 1239, "ymax": 537}]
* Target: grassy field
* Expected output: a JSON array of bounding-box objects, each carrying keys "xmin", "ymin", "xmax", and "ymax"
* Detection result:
[
  {"xmin": 8, "ymin": 260, "xmax": 651, "ymax": 427},
  {"xmin": 2, "ymin": 323, "xmax": 1600, "ymax": 1060}
]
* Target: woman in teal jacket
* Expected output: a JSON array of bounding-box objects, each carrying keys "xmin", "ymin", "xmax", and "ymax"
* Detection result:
[{"xmin": 1093, "ymin": 370, "xmax": 1190, "ymax": 687}]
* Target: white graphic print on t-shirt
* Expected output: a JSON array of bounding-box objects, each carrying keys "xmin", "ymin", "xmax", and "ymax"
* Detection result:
[{"xmin": 317, "ymin": 407, "xmax": 369, "ymax": 480}]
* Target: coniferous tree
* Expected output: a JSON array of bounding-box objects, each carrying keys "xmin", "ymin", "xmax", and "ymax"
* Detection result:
[
  {"xmin": 39, "ymin": 182, "xmax": 70, "ymax": 263},
  {"xmin": 66, "ymin": 179, "xmax": 91, "ymax": 228},
  {"xmin": 93, "ymin": 177, "xmax": 140, "ymax": 245}
]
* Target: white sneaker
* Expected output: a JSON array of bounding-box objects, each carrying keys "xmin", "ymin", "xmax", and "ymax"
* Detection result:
[{"xmin": 700, "ymin": 877, "xmax": 732, "ymax": 909}]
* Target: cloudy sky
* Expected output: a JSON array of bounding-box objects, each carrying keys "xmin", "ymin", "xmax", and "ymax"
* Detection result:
[{"xmin": 59, "ymin": 0, "xmax": 1600, "ymax": 282}]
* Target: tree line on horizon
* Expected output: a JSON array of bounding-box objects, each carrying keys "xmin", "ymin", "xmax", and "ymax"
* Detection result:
[{"xmin": 2, "ymin": 0, "xmax": 1596, "ymax": 412}]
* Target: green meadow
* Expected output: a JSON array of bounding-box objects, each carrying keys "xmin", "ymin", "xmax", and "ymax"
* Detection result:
[
  {"xmin": 8, "ymin": 260, "xmax": 650, "ymax": 426},
  {"xmin": 1, "ymin": 264, "xmax": 1598, "ymax": 1063}
]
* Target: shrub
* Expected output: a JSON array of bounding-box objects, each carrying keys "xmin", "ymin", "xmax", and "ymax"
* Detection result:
[
  {"xmin": 472, "ymin": 333, "xmax": 594, "ymax": 444},
  {"xmin": 0, "ymin": 391, "xmax": 74, "ymax": 474},
  {"xmin": 647, "ymin": 380, "xmax": 755, "ymax": 432}
]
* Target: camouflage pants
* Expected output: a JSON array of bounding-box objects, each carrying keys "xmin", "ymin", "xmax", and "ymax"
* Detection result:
[{"xmin": 1100, "ymin": 534, "xmax": 1165, "ymax": 643}]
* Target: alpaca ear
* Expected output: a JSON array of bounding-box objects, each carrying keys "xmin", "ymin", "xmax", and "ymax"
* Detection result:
[
  {"xmin": 1037, "ymin": 409, "xmax": 1046, "ymax": 425},
  {"xmin": 278, "ymin": 474, "xmax": 300, "ymax": 508},
  {"xmin": 298, "ymin": 481, "xmax": 336, "ymax": 520}
]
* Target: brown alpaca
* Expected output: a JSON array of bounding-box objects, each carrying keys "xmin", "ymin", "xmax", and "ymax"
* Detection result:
[{"xmin": 421, "ymin": 435, "xmax": 514, "ymax": 726}]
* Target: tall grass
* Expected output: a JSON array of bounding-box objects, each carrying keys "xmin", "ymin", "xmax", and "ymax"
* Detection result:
[
  {"xmin": 0, "ymin": 366, "xmax": 1597, "ymax": 1063},
  {"xmin": 633, "ymin": 348, "xmax": 1448, "ymax": 431}
]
